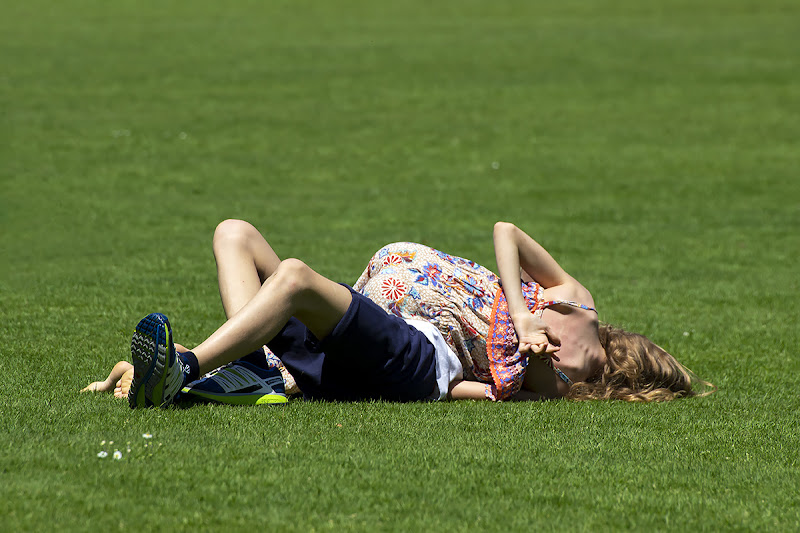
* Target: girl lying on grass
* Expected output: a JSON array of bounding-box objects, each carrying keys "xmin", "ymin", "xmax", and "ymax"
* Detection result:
[{"xmin": 83, "ymin": 220, "xmax": 712, "ymax": 405}]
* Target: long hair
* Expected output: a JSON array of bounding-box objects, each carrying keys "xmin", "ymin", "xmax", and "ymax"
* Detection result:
[{"xmin": 567, "ymin": 324, "xmax": 715, "ymax": 402}]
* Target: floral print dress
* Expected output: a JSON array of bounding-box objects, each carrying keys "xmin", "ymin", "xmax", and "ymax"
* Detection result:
[
  {"xmin": 353, "ymin": 243, "xmax": 500, "ymax": 385},
  {"xmin": 269, "ymin": 242, "xmax": 567, "ymax": 400},
  {"xmin": 354, "ymin": 242, "xmax": 584, "ymax": 401}
]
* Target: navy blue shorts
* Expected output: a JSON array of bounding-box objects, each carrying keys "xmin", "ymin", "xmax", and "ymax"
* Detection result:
[{"xmin": 266, "ymin": 286, "xmax": 437, "ymax": 402}]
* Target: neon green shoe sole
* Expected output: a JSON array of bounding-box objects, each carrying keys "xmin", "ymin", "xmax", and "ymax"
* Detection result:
[{"xmin": 181, "ymin": 360, "xmax": 288, "ymax": 406}]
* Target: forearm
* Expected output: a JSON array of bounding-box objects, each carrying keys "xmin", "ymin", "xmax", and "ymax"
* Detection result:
[
  {"xmin": 493, "ymin": 221, "xmax": 570, "ymax": 293},
  {"xmin": 493, "ymin": 222, "xmax": 567, "ymax": 357},
  {"xmin": 448, "ymin": 380, "xmax": 489, "ymax": 400},
  {"xmin": 493, "ymin": 222, "xmax": 537, "ymax": 319},
  {"xmin": 447, "ymin": 380, "xmax": 543, "ymax": 401}
]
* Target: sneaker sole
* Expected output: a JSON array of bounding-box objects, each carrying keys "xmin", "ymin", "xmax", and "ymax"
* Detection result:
[
  {"xmin": 180, "ymin": 388, "xmax": 288, "ymax": 406},
  {"xmin": 128, "ymin": 314, "xmax": 175, "ymax": 409}
]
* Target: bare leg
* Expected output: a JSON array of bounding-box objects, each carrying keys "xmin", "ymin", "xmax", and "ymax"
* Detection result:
[
  {"xmin": 213, "ymin": 219, "xmax": 283, "ymax": 318},
  {"xmin": 190, "ymin": 258, "xmax": 352, "ymax": 375}
]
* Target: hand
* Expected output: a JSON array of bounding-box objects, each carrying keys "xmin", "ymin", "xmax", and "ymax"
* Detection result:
[{"xmin": 512, "ymin": 312, "xmax": 561, "ymax": 359}]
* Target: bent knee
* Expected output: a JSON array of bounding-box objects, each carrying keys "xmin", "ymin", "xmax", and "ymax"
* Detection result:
[
  {"xmin": 213, "ymin": 219, "xmax": 258, "ymax": 249},
  {"xmin": 273, "ymin": 258, "xmax": 315, "ymax": 291}
]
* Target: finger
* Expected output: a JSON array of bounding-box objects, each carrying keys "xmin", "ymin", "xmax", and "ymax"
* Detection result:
[
  {"xmin": 545, "ymin": 343, "xmax": 561, "ymax": 355},
  {"xmin": 544, "ymin": 326, "xmax": 561, "ymax": 346},
  {"xmin": 530, "ymin": 342, "xmax": 549, "ymax": 355}
]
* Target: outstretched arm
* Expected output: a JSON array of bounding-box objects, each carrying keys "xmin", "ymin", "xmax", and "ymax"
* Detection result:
[
  {"xmin": 493, "ymin": 221, "xmax": 567, "ymax": 356},
  {"xmin": 448, "ymin": 380, "xmax": 543, "ymax": 401}
]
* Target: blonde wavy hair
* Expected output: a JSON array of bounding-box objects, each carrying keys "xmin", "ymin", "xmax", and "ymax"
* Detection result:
[{"xmin": 567, "ymin": 324, "xmax": 715, "ymax": 402}]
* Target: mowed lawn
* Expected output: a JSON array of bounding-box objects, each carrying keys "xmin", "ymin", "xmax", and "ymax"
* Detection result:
[{"xmin": 1, "ymin": 0, "xmax": 798, "ymax": 531}]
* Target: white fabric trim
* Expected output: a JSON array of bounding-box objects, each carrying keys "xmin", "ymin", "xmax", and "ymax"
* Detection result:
[{"xmin": 404, "ymin": 319, "xmax": 463, "ymax": 401}]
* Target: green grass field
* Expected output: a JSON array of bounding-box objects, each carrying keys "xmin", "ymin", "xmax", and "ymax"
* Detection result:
[{"xmin": 2, "ymin": 0, "xmax": 799, "ymax": 530}]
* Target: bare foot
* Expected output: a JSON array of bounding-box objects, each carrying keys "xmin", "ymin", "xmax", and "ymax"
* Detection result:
[
  {"xmin": 81, "ymin": 381, "xmax": 105, "ymax": 393},
  {"xmin": 112, "ymin": 344, "xmax": 187, "ymax": 398},
  {"xmin": 114, "ymin": 367, "xmax": 134, "ymax": 398},
  {"xmin": 82, "ymin": 361, "xmax": 133, "ymax": 394},
  {"xmin": 84, "ymin": 343, "xmax": 189, "ymax": 397}
]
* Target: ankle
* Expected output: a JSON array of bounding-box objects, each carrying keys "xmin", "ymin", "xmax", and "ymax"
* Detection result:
[{"xmin": 178, "ymin": 351, "xmax": 200, "ymax": 384}]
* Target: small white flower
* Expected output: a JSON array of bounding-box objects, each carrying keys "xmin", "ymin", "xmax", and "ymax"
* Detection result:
[
  {"xmin": 491, "ymin": 161, "xmax": 500, "ymax": 170},
  {"xmin": 97, "ymin": 451, "xmax": 108, "ymax": 458},
  {"xmin": 142, "ymin": 433, "xmax": 153, "ymax": 439},
  {"xmin": 100, "ymin": 440, "xmax": 106, "ymax": 445},
  {"xmin": 113, "ymin": 451, "xmax": 123, "ymax": 460},
  {"xmin": 683, "ymin": 331, "xmax": 690, "ymax": 337}
]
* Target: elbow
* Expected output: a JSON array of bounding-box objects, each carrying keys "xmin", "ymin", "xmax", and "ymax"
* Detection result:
[{"xmin": 493, "ymin": 221, "xmax": 517, "ymax": 238}]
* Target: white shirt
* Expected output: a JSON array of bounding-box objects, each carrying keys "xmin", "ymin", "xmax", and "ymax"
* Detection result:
[{"xmin": 405, "ymin": 319, "xmax": 463, "ymax": 400}]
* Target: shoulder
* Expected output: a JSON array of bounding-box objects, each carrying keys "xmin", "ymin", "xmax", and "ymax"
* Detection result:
[{"xmin": 541, "ymin": 278, "xmax": 596, "ymax": 310}]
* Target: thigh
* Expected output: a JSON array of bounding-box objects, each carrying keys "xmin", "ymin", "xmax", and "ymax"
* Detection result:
[
  {"xmin": 292, "ymin": 265, "xmax": 354, "ymax": 340},
  {"xmin": 313, "ymin": 289, "xmax": 437, "ymax": 401}
]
